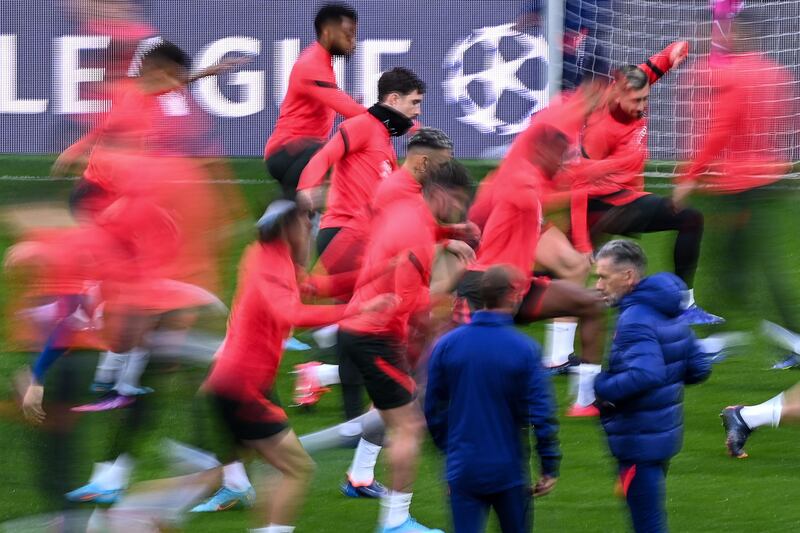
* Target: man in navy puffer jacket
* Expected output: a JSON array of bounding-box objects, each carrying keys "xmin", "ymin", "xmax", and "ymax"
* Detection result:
[{"xmin": 593, "ymin": 240, "xmax": 711, "ymax": 533}]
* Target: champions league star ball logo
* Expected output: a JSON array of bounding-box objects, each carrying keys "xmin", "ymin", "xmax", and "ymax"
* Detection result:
[{"xmin": 443, "ymin": 23, "xmax": 549, "ymax": 136}]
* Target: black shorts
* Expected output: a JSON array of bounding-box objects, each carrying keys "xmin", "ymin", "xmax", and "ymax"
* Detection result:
[
  {"xmin": 455, "ymin": 270, "xmax": 550, "ymax": 323},
  {"xmin": 210, "ymin": 391, "xmax": 288, "ymax": 443},
  {"xmin": 337, "ymin": 329, "xmax": 415, "ymax": 411},
  {"xmin": 265, "ymin": 140, "xmax": 325, "ymax": 200},
  {"xmin": 69, "ymin": 179, "xmax": 114, "ymax": 219}
]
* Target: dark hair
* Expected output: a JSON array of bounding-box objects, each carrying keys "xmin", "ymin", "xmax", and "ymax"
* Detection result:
[
  {"xmin": 596, "ymin": 239, "xmax": 647, "ymax": 276},
  {"xmin": 617, "ymin": 65, "xmax": 649, "ymax": 90},
  {"xmin": 314, "ymin": 3, "xmax": 358, "ymax": 37},
  {"xmin": 425, "ymin": 160, "xmax": 473, "ymax": 195},
  {"xmin": 378, "ymin": 67, "xmax": 426, "ymax": 102},
  {"xmin": 480, "ymin": 266, "xmax": 518, "ymax": 310},
  {"xmin": 408, "ymin": 127, "xmax": 454, "ymax": 152},
  {"xmin": 142, "ymin": 41, "xmax": 190, "ymax": 71}
]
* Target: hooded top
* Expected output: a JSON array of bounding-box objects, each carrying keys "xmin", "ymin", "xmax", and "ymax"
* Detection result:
[{"xmin": 595, "ymin": 273, "xmax": 711, "ymax": 463}]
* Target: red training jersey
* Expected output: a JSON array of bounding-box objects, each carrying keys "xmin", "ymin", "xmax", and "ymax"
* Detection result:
[
  {"xmin": 206, "ymin": 241, "xmax": 348, "ymax": 400},
  {"xmin": 340, "ymin": 171, "xmax": 436, "ymax": 341},
  {"xmin": 298, "ymin": 111, "xmax": 398, "ymax": 231},
  {"xmin": 265, "ymin": 42, "xmax": 365, "ymax": 158}
]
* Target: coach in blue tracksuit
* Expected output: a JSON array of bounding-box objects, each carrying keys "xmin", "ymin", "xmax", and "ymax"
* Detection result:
[
  {"xmin": 593, "ymin": 240, "xmax": 712, "ymax": 533},
  {"xmin": 425, "ymin": 265, "xmax": 561, "ymax": 533}
]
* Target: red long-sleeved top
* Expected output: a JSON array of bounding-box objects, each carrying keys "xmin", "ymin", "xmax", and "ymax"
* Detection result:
[
  {"xmin": 568, "ymin": 42, "xmax": 686, "ymax": 252},
  {"xmin": 469, "ymin": 160, "xmax": 544, "ymax": 282},
  {"xmin": 340, "ymin": 171, "xmax": 435, "ymax": 341},
  {"xmin": 264, "ymin": 42, "xmax": 365, "ymax": 158},
  {"xmin": 206, "ymin": 241, "xmax": 349, "ymax": 400},
  {"xmin": 298, "ymin": 111, "xmax": 398, "ymax": 231},
  {"xmin": 678, "ymin": 52, "xmax": 793, "ymax": 193}
]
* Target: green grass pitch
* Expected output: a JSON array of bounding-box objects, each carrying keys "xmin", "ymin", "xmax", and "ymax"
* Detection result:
[{"xmin": 1, "ymin": 155, "xmax": 799, "ymax": 532}]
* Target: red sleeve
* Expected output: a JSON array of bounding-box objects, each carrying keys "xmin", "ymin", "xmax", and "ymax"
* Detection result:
[
  {"xmin": 302, "ymin": 270, "xmax": 359, "ymax": 299},
  {"xmin": 679, "ymin": 85, "xmax": 739, "ymax": 183},
  {"xmin": 300, "ymin": 67, "xmax": 365, "ymax": 119},
  {"xmin": 570, "ymin": 149, "xmax": 646, "ymax": 190},
  {"xmin": 263, "ymin": 273, "xmax": 347, "ymax": 328},
  {"xmin": 393, "ymin": 248, "xmax": 431, "ymax": 319},
  {"xmin": 297, "ymin": 128, "xmax": 349, "ymax": 190},
  {"xmin": 638, "ymin": 41, "xmax": 688, "ymax": 85},
  {"xmin": 569, "ymin": 189, "xmax": 592, "ymax": 253}
]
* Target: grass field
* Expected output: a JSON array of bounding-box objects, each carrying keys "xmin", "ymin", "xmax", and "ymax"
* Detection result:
[{"xmin": 2, "ymin": 155, "xmax": 800, "ymax": 532}]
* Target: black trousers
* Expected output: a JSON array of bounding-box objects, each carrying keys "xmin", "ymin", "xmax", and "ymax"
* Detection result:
[
  {"xmin": 265, "ymin": 140, "xmax": 324, "ymax": 200},
  {"xmin": 589, "ymin": 194, "xmax": 704, "ymax": 286}
]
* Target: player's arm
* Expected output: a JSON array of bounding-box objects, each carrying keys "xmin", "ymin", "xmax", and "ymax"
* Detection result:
[
  {"xmin": 301, "ymin": 69, "xmax": 365, "ymax": 118},
  {"xmin": 569, "ymin": 189, "xmax": 592, "ymax": 254},
  {"xmin": 637, "ymin": 41, "xmax": 689, "ymax": 85},
  {"xmin": 523, "ymin": 342, "xmax": 561, "ymax": 483},
  {"xmin": 263, "ymin": 273, "xmax": 348, "ymax": 327},
  {"xmin": 424, "ymin": 338, "xmax": 450, "ymax": 451},
  {"xmin": 594, "ymin": 322, "xmax": 667, "ymax": 405}
]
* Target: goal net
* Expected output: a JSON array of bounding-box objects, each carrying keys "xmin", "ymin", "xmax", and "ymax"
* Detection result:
[{"xmin": 560, "ymin": 0, "xmax": 800, "ymax": 168}]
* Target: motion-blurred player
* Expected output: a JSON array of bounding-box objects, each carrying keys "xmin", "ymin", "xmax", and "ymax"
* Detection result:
[{"xmin": 264, "ymin": 2, "xmax": 365, "ymax": 199}]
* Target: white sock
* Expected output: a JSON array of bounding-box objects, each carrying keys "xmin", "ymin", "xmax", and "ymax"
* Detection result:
[
  {"xmin": 94, "ymin": 351, "xmax": 127, "ymax": 384},
  {"xmin": 88, "ymin": 462, "xmax": 113, "ymax": 484},
  {"xmin": 312, "ymin": 324, "xmax": 339, "ymax": 349},
  {"xmin": 164, "ymin": 439, "xmax": 221, "ymax": 472},
  {"xmin": 315, "ymin": 364, "xmax": 341, "ymax": 387},
  {"xmin": 347, "ymin": 438, "xmax": 382, "ymax": 485},
  {"xmin": 94, "ymin": 454, "xmax": 133, "ymax": 490},
  {"xmin": 740, "ymin": 393, "xmax": 784, "ymax": 430},
  {"xmin": 113, "ymin": 347, "xmax": 150, "ymax": 395},
  {"xmin": 250, "ymin": 526, "xmax": 295, "ymax": 533},
  {"xmin": 379, "ymin": 490, "xmax": 412, "ymax": 528},
  {"xmin": 683, "ymin": 288, "xmax": 696, "ymax": 309},
  {"xmin": 223, "ymin": 461, "xmax": 252, "ymax": 491},
  {"xmin": 575, "ymin": 364, "xmax": 601, "ymax": 407},
  {"xmin": 543, "ymin": 322, "xmax": 577, "ymax": 367}
]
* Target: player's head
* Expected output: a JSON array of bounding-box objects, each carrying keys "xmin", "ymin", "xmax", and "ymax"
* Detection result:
[
  {"xmin": 315, "ymin": 3, "xmax": 358, "ymax": 57},
  {"xmin": 613, "ymin": 65, "xmax": 650, "ymax": 119},
  {"xmin": 257, "ymin": 200, "xmax": 313, "ymax": 266},
  {"xmin": 528, "ymin": 125, "xmax": 570, "ymax": 179},
  {"xmin": 595, "ymin": 239, "xmax": 647, "ymax": 305},
  {"xmin": 405, "ymin": 128, "xmax": 454, "ymax": 181},
  {"xmin": 378, "ymin": 67, "xmax": 426, "ymax": 120},
  {"xmin": 479, "ymin": 265, "xmax": 526, "ymax": 313},
  {"xmin": 139, "ymin": 40, "xmax": 190, "ymax": 93},
  {"xmin": 424, "ymin": 159, "xmax": 474, "ymax": 223}
]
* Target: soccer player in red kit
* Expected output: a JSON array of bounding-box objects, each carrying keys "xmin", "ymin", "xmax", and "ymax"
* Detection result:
[
  {"xmin": 297, "ymin": 66, "xmax": 425, "ymax": 276},
  {"xmin": 265, "ymin": 3, "xmax": 365, "ymax": 199},
  {"xmin": 457, "ymin": 86, "xmax": 609, "ymax": 417},
  {"xmin": 674, "ymin": 12, "xmax": 800, "ymax": 369},
  {"xmin": 337, "ymin": 155, "xmax": 474, "ymax": 533},
  {"xmin": 566, "ymin": 41, "xmax": 721, "ymax": 326},
  {"xmin": 293, "ymin": 66, "xmax": 423, "ymax": 421},
  {"xmin": 204, "ymin": 201, "xmax": 393, "ymax": 533}
]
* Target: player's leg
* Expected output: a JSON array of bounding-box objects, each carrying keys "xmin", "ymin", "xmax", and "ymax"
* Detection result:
[
  {"xmin": 341, "ymin": 330, "xmax": 440, "ymax": 531},
  {"xmin": 619, "ymin": 462, "xmax": 668, "ymax": 533},
  {"xmin": 490, "ymin": 485, "xmax": 532, "ymax": 533},
  {"xmin": 516, "ymin": 279, "xmax": 606, "ymax": 415},
  {"xmin": 245, "ymin": 429, "xmax": 315, "ymax": 529},
  {"xmin": 338, "ymin": 331, "xmax": 388, "ymax": 498},
  {"xmin": 265, "ymin": 141, "xmax": 324, "ymax": 201},
  {"xmin": 449, "ymin": 486, "xmax": 491, "ymax": 533},
  {"xmin": 721, "ymin": 380, "xmax": 800, "ymax": 458},
  {"xmin": 535, "ymin": 225, "xmax": 591, "ymax": 370}
]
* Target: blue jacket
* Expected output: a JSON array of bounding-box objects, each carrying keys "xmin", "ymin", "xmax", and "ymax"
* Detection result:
[
  {"xmin": 425, "ymin": 311, "xmax": 560, "ymax": 493},
  {"xmin": 595, "ymin": 273, "xmax": 712, "ymax": 464}
]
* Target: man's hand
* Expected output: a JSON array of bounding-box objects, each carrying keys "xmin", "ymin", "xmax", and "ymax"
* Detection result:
[
  {"xmin": 22, "ymin": 383, "xmax": 45, "ymax": 424},
  {"xmin": 532, "ymin": 475, "xmax": 558, "ymax": 497},
  {"xmin": 51, "ymin": 151, "xmax": 88, "ymax": 177},
  {"xmin": 670, "ymin": 41, "xmax": 690, "ymax": 69},
  {"xmin": 296, "ymin": 187, "xmax": 325, "ymax": 212},
  {"xmin": 446, "ymin": 222, "xmax": 481, "ymax": 243},
  {"xmin": 672, "ymin": 181, "xmax": 695, "ymax": 211},
  {"xmin": 444, "ymin": 239, "xmax": 476, "ymax": 264}
]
